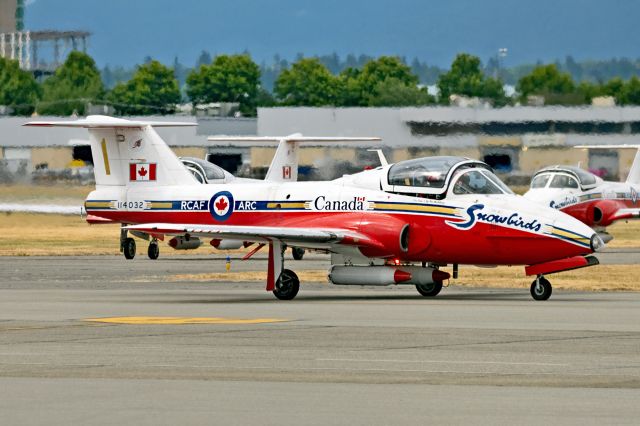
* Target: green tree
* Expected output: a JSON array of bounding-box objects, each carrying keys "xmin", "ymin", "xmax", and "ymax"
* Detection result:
[
  {"xmin": 601, "ymin": 77, "xmax": 625, "ymax": 100},
  {"xmin": 37, "ymin": 51, "xmax": 104, "ymax": 116},
  {"xmin": 336, "ymin": 67, "xmax": 364, "ymax": 106},
  {"xmin": 618, "ymin": 76, "xmax": 640, "ymax": 105},
  {"xmin": 335, "ymin": 57, "xmax": 426, "ymax": 106},
  {"xmin": 186, "ymin": 54, "xmax": 261, "ymax": 115},
  {"xmin": 482, "ymin": 77, "xmax": 509, "ymax": 107},
  {"xmin": 576, "ymin": 81, "xmax": 603, "ymax": 104},
  {"xmin": 108, "ymin": 60, "xmax": 181, "ymax": 115},
  {"xmin": 516, "ymin": 64, "xmax": 577, "ymax": 104},
  {"xmin": 358, "ymin": 56, "xmax": 418, "ymax": 104},
  {"xmin": 437, "ymin": 54, "xmax": 507, "ymax": 106},
  {"xmin": 437, "ymin": 54, "xmax": 484, "ymax": 101},
  {"xmin": 367, "ymin": 77, "xmax": 434, "ymax": 106},
  {"xmin": 0, "ymin": 57, "xmax": 40, "ymax": 115},
  {"xmin": 274, "ymin": 58, "xmax": 339, "ymax": 106}
]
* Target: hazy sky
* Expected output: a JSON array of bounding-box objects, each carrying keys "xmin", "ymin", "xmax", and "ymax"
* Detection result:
[{"xmin": 23, "ymin": 0, "xmax": 640, "ymax": 67}]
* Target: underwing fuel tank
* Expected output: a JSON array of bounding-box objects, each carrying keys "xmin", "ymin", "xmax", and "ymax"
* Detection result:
[
  {"xmin": 168, "ymin": 236, "xmax": 202, "ymax": 250},
  {"xmin": 328, "ymin": 265, "xmax": 450, "ymax": 286},
  {"xmin": 210, "ymin": 239, "xmax": 244, "ymax": 250}
]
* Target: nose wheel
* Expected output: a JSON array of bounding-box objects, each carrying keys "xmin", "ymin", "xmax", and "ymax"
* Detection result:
[{"xmin": 530, "ymin": 275, "xmax": 552, "ymax": 301}]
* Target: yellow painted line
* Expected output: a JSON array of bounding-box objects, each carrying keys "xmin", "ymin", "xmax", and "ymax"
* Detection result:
[
  {"xmin": 101, "ymin": 138, "xmax": 111, "ymax": 175},
  {"xmin": 372, "ymin": 203, "xmax": 458, "ymax": 215},
  {"xmin": 85, "ymin": 201, "xmax": 113, "ymax": 208},
  {"xmin": 551, "ymin": 228, "xmax": 590, "ymax": 243},
  {"xmin": 266, "ymin": 202, "xmax": 306, "ymax": 209},
  {"xmin": 148, "ymin": 202, "xmax": 173, "ymax": 209},
  {"xmin": 84, "ymin": 316, "xmax": 290, "ymax": 325}
]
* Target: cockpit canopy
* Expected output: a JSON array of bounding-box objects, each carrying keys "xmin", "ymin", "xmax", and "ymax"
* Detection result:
[
  {"xmin": 530, "ymin": 165, "xmax": 599, "ymax": 191},
  {"xmin": 180, "ymin": 157, "xmax": 233, "ymax": 184},
  {"xmin": 384, "ymin": 156, "xmax": 513, "ymax": 197}
]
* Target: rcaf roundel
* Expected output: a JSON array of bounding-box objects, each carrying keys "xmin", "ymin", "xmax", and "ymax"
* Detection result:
[{"xmin": 209, "ymin": 191, "xmax": 234, "ymax": 221}]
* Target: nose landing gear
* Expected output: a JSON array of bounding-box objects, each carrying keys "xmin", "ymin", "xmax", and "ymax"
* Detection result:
[{"xmin": 530, "ymin": 275, "xmax": 552, "ymax": 301}]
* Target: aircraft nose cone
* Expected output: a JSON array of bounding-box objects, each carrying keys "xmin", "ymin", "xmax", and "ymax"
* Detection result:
[{"xmin": 590, "ymin": 233, "xmax": 606, "ymax": 252}]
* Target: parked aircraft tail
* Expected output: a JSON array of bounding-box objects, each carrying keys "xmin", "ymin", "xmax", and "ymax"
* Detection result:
[
  {"xmin": 575, "ymin": 145, "xmax": 640, "ymax": 184},
  {"xmin": 207, "ymin": 134, "xmax": 381, "ymax": 182},
  {"xmin": 24, "ymin": 115, "xmax": 198, "ymax": 187}
]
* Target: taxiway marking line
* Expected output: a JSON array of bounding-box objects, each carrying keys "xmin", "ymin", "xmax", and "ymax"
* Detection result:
[{"xmin": 83, "ymin": 317, "xmax": 290, "ymax": 325}]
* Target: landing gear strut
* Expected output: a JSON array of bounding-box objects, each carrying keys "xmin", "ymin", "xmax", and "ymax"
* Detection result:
[
  {"xmin": 148, "ymin": 239, "xmax": 159, "ymax": 260},
  {"xmin": 530, "ymin": 275, "xmax": 552, "ymax": 301},
  {"xmin": 273, "ymin": 269, "xmax": 300, "ymax": 300}
]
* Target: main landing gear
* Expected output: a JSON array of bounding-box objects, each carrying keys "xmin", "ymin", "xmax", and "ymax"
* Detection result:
[
  {"xmin": 120, "ymin": 226, "xmax": 159, "ymax": 260},
  {"xmin": 530, "ymin": 275, "xmax": 552, "ymax": 301},
  {"xmin": 415, "ymin": 262, "xmax": 444, "ymax": 297},
  {"xmin": 273, "ymin": 269, "xmax": 300, "ymax": 300},
  {"xmin": 123, "ymin": 237, "xmax": 136, "ymax": 260},
  {"xmin": 147, "ymin": 239, "xmax": 159, "ymax": 260},
  {"xmin": 415, "ymin": 281, "xmax": 443, "ymax": 297}
]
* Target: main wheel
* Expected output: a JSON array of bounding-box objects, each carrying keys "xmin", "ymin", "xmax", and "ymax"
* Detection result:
[
  {"xmin": 416, "ymin": 281, "xmax": 443, "ymax": 297},
  {"xmin": 530, "ymin": 276, "xmax": 552, "ymax": 301},
  {"xmin": 273, "ymin": 269, "xmax": 300, "ymax": 300},
  {"xmin": 292, "ymin": 247, "xmax": 305, "ymax": 260},
  {"xmin": 148, "ymin": 242, "xmax": 159, "ymax": 260},
  {"xmin": 123, "ymin": 237, "xmax": 136, "ymax": 260}
]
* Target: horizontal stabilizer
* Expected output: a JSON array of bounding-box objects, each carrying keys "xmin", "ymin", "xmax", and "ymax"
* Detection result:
[
  {"xmin": 208, "ymin": 134, "xmax": 380, "ymax": 182},
  {"xmin": 574, "ymin": 145, "xmax": 640, "ymax": 150},
  {"xmin": 24, "ymin": 115, "xmax": 196, "ymax": 129},
  {"xmin": 0, "ymin": 203, "xmax": 83, "ymax": 215},
  {"xmin": 207, "ymin": 135, "xmax": 381, "ymax": 143}
]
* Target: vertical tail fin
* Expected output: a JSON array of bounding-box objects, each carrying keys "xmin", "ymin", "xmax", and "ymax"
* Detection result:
[
  {"xmin": 575, "ymin": 145, "xmax": 640, "ymax": 184},
  {"xmin": 25, "ymin": 115, "xmax": 197, "ymax": 187},
  {"xmin": 627, "ymin": 148, "xmax": 640, "ymax": 185}
]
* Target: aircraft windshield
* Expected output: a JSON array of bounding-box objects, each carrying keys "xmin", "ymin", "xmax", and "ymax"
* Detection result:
[
  {"xmin": 549, "ymin": 174, "xmax": 579, "ymax": 189},
  {"xmin": 530, "ymin": 174, "xmax": 551, "ymax": 188},
  {"xmin": 182, "ymin": 157, "xmax": 226, "ymax": 181},
  {"xmin": 452, "ymin": 170, "xmax": 513, "ymax": 195},
  {"xmin": 388, "ymin": 156, "xmax": 465, "ymax": 188},
  {"xmin": 562, "ymin": 166, "xmax": 597, "ymax": 186},
  {"xmin": 535, "ymin": 165, "xmax": 597, "ymax": 188}
]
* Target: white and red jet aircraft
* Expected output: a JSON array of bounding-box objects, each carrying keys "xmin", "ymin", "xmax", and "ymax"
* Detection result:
[
  {"xmin": 524, "ymin": 145, "xmax": 640, "ymax": 243},
  {"xmin": 26, "ymin": 116, "xmax": 604, "ymax": 301}
]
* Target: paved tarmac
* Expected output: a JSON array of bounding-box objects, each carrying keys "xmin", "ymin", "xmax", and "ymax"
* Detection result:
[{"xmin": 1, "ymin": 255, "xmax": 640, "ymax": 425}]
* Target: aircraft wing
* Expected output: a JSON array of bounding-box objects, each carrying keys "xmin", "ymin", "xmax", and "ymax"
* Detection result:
[
  {"xmin": 123, "ymin": 223, "xmax": 382, "ymax": 249},
  {"xmin": 611, "ymin": 208, "xmax": 640, "ymax": 222},
  {"xmin": 0, "ymin": 203, "xmax": 83, "ymax": 215}
]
